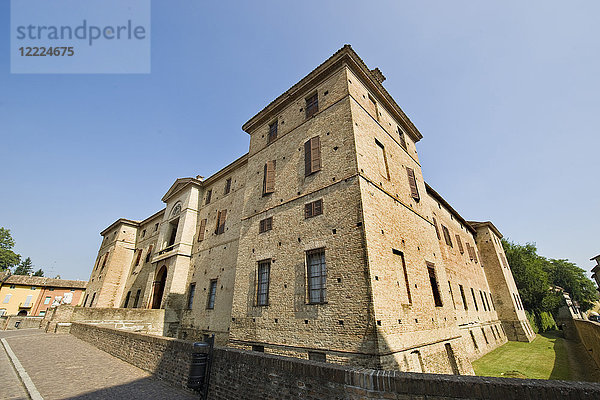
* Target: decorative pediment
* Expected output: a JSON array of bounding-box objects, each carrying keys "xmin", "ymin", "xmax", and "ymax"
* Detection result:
[{"xmin": 161, "ymin": 177, "xmax": 203, "ymax": 203}]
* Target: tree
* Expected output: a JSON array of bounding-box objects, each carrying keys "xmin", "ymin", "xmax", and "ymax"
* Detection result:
[
  {"xmin": 13, "ymin": 257, "xmax": 33, "ymax": 275},
  {"xmin": 545, "ymin": 259, "xmax": 598, "ymax": 312},
  {"xmin": 33, "ymin": 269, "xmax": 44, "ymax": 277},
  {"xmin": 0, "ymin": 227, "xmax": 21, "ymax": 271}
]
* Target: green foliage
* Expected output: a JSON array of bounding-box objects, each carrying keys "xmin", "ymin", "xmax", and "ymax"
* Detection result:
[
  {"xmin": 538, "ymin": 311, "xmax": 557, "ymax": 332},
  {"xmin": 33, "ymin": 269, "xmax": 44, "ymax": 277},
  {"xmin": 526, "ymin": 311, "xmax": 539, "ymax": 333},
  {"xmin": 14, "ymin": 257, "xmax": 34, "ymax": 275},
  {"xmin": 0, "ymin": 227, "xmax": 21, "ymax": 271},
  {"xmin": 502, "ymin": 239, "xmax": 599, "ymax": 315}
]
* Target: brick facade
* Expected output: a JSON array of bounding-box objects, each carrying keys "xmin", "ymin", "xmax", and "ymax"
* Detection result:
[{"xmin": 84, "ymin": 45, "xmax": 533, "ymax": 373}]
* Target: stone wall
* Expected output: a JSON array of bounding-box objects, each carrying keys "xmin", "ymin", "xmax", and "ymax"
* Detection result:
[
  {"xmin": 0, "ymin": 316, "xmax": 43, "ymax": 330},
  {"xmin": 573, "ymin": 320, "xmax": 600, "ymax": 369},
  {"xmin": 42, "ymin": 305, "xmax": 172, "ymax": 335},
  {"xmin": 71, "ymin": 323, "xmax": 600, "ymax": 400}
]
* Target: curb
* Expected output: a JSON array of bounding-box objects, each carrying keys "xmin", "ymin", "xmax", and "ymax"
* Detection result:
[{"xmin": 1, "ymin": 338, "xmax": 44, "ymax": 400}]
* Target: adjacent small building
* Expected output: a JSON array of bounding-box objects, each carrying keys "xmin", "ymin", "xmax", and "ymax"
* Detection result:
[
  {"xmin": 0, "ymin": 274, "xmax": 87, "ymax": 317},
  {"xmin": 591, "ymin": 255, "xmax": 600, "ymax": 293}
]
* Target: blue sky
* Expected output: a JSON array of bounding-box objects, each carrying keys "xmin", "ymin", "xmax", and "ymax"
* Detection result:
[{"xmin": 1, "ymin": 1, "xmax": 598, "ymax": 280}]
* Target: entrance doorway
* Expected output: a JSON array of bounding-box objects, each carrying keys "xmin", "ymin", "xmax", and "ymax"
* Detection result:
[{"xmin": 151, "ymin": 266, "xmax": 167, "ymax": 309}]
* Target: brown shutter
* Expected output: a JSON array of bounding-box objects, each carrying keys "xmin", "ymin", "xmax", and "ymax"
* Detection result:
[
  {"xmin": 313, "ymin": 199, "xmax": 322, "ymax": 216},
  {"xmin": 433, "ymin": 217, "xmax": 441, "ymax": 240},
  {"xmin": 406, "ymin": 167, "xmax": 420, "ymax": 200},
  {"xmin": 310, "ymin": 136, "xmax": 321, "ymax": 173},
  {"xmin": 304, "ymin": 203, "xmax": 312, "ymax": 219},
  {"xmin": 455, "ymin": 234, "xmax": 464, "ymax": 254},
  {"xmin": 304, "ymin": 140, "xmax": 312, "ymax": 176},
  {"xmin": 198, "ymin": 219, "xmax": 206, "ymax": 241},
  {"xmin": 218, "ymin": 210, "xmax": 227, "ymax": 234},
  {"xmin": 264, "ymin": 160, "xmax": 276, "ymax": 194}
]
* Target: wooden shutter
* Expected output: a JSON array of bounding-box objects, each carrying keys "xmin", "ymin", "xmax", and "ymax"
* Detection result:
[
  {"xmin": 406, "ymin": 167, "xmax": 420, "ymax": 200},
  {"xmin": 433, "ymin": 217, "xmax": 441, "ymax": 240},
  {"xmin": 263, "ymin": 160, "xmax": 275, "ymax": 195},
  {"xmin": 218, "ymin": 210, "xmax": 227, "ymax": 234},
  {"xmin": 304, "ymin": 203, "xmax": 313, "ymax": 219},
  {"xmin": 455, "ymin": 234, "xmax": 464, "ymax": 254},
  {"xmin": 313, "ymin": 199, "xmax": 323, "ymax": 216},
  {"xmin": 198, "ymin": 219, "xmax": 206, "ymax": 241},
  {"xmin": 442, "ymin": 226, "xmax": 453, "ymax": 247},
  {"xmin": 304, "ymin": 140, "xmax": 312, "ymax": 176},
  {"xmin": 215, "ymin": 212, "xmax": 221, "ymax": 234},
  {"xmin": 311, "ymin": 136, "xmax": 321, "ymax": 173}
]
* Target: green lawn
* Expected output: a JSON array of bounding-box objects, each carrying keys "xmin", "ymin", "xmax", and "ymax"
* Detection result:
[{"xmin": 472, "ymin": 331, "xmax": 571, "ymax": 380}]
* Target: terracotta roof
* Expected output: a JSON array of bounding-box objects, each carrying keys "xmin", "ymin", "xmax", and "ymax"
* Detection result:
[{"xmin": 3, "ymin": 274, "xmax": 87, "ymax": 289}]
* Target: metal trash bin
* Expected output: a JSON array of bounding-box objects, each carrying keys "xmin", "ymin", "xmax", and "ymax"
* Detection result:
[{"xmin": 188, "ymin": 341, "xmax": 210, "ymax": 390}]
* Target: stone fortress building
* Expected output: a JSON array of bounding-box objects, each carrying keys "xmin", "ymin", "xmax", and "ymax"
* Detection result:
[{"xmin": 84, "ymin": 45, "xmax": 534, "ymax": 375}]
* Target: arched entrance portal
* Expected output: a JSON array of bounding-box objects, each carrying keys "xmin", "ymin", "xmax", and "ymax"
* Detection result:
[
  {"xmin": 17, "ymin": 310, "xmax": 27, "ymax": 316},
  {"xmin": 151, "ymin": 266, "xmax": 167, "ymax": 309}
]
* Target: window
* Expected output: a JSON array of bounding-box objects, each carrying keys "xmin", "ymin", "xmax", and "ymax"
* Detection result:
[
  {"xmin": 488, "ymin": 292, "xmax": 495, "ymax": 310},
  {"xmin": 141, "ymin": 229, "xmax": 146, "ymax": 238},
  {"xmin": 49, "ymin": 288, "xmax": 54, "ymax": 291},
  {"xmin": 455, "ymin": 234, "xmax": 464, "ymax": 254},
  {"xmin": 167, "ymin": 218, "xmax": 179, "ymax": 247},
  {"xmin": 3, "ymin": 294, "xmax": 11, "ymax": 303},
  {"xmin": 83, "ymin": 294, "xmax": 89, "ymax": 307},
  {"xmin": 215, "ymin": 210, "xmax": 227, "ymax": 235},
  {"xmin": 459, "ymin": 285, "xmax": 468, "ymax": 310},
  {"xmin": 368, "ymin": 94, "xmax": 379, "ymax": 121},
  {"xmin": 397, "ymin": 126, "xmax": 407, "ymax": 150},
  {"xmin": 205, "ymin": 189, "xmax": 212, "ymax": 204},
  {"xmin": 252, "ymin": 345, "xmax": 265, "ymax": 352},
  {"xmin": 441, "ymin": 225, "xmax": 453, "ymax": 247},
  {"xmin": 470, "ymin": 331, "xmax": 479, "ymax": 350},
  {"xmin": 187, "ymin": 283, "xmax": 196, "ymax": 309},
  {"xmin": 154, "ymin": 223, "xmax": 159, "ymax": 232},
  {"xmin": 123, "ymin": 291, "xmax": 131, "ymax": 308},
  {"xmin": 133, "ymin": 289, "xmax": 141, "ymax": 308},
  {"xmin": 406, "ymin": 167, "xmax": 420, "ymax": 201},
  {"xmin": 268, "ymin": 120, "xmax": 278, "ymax": 143},
  {"xmin": 39, "ymin": 311, "xmax": 46, "ymax": 317},
  {"xmin": 0, "ymin": 309, "xmax": 5, "ymax": 317},
  {"xmin": 393, "ymin": 249, "xmax": 411, "ymax": 304},
  {"xmin": 44, "ymin": 296, "xmax": 51, "ymax": 305},
  {"xmin": 207, "ymin": 280, "xmax": 217, "ymax": 309},
  {"xmin": 262, "ymin": 160, "xmax": 276, "ymax": 195},
  {"xmin": 375, "ymin": 139, "xmax": 389, "ymax": 179},
  {"xmin": 304, "ymin": 136, "xmax": 321, "ymax": 176},
  {"xmin": 256, "ymin": 260, "xmax": 271, "ymax": 306},
  {"xmin": 9, "ymin": 285, "xmax": 15, "ymax": 289},
  {"xmin": 305, "ymin": 92, "xmax": 318, "ymax": 118},
  {"xmin": 197, "ymin": 219, "xmax": 207, "ymax": 241},
  {"xmin": 304, "ymin": 199, "xmax": 323, "ymax": 219},
  {"xmin": 259, "ymin": 217, "xmax": 272, "ymax": 233},
  {"xmin": 224, "ymin": 178, "xmax": 232, "ymax": 195},
  {"xmin": 448, "ymin": 281, "xmax": 456, "ymax": 309},
  {"xmin": 480, "ymin": 290, "xmax": 487, "ymax": 311},
  {"xmin": 90, "ymin": 293, "xmax": 96, "ymax": 307},
  {"xmin": 23, "ymin": 295, "xmax": 33, "ymax": 307},
  {"xmin": 427, "ymin": 263, "xmax": 443, "ymax": 307},
  {"xmin": 134, "ymin": 249, "xmax": 142, "ymax": 266},
  {"xmin": 145, "ymin": 245, "xmax": 153, "ymax": 263},
  {"xmin": 307, "ymin": 249, "xmax": 326, "ymax": 304},
  {"xmin": 481, "ymin": 328, "xmax": 489, "ymax": 344},
  {"xmin": 101, "ymin": 252, "xmax": 109, "ymax": 270},
  {"xmin": 31, "ymin": 286, "xmax": 37, "ymax": 290},
  {"xmin": 471, "ymin": 288, "xmax": 479, "ymax": 311},
  {"xmin": 308, "ymin": 351, "xmax": 326, "ymax": 362}
]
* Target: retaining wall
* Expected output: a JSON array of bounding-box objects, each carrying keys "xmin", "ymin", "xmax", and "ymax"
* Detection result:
[
  {"xmin": 573, "ymin": 319, "xmax": 600, "ymax": 369},
  {"xmin": 69, "ymin": 322, "xmax": 600, "ymax": 400}
]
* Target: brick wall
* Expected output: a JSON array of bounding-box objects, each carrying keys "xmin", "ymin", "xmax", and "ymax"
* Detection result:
[
  {"xmin": 71, "ymin": 323, "xmax": 600, "ymax": 400},
  {"xmin": 573, "ymin": 320, "xmax": 600, "ymax": 369}
]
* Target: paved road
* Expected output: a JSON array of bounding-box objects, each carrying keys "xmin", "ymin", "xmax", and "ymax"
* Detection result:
[{"xmin": 0, "ymin": 329, "xmax": 199, "ymax": 400}]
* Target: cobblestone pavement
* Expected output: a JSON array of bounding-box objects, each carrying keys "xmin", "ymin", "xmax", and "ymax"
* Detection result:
[
  {"xmin": 0, "ymin": 332, "xmax": 29, "ymax": 400},
  {"xmin": 0, "ymin": 329, "xmax": 199, "ymax": 400}
]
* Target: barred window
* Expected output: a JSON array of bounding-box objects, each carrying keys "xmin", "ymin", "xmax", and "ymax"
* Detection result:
[
  {"xmin": 207, "ymin": 280, "xmax": 217, "ymax": 309},
  {"xmin": 256, "ymin": 260, "xmax": 271, "ymax": 306},
  {"xmin": 307, "ymin": 248, "xmax": 326, "ymax": 304}
]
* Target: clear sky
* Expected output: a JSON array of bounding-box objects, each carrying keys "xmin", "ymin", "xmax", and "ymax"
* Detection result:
[{"xmin": 1, "ymin": 1, "xmax": 598, "ymax": 281}]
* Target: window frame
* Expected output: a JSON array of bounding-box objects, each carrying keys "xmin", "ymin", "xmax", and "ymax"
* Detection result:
[
  {"xmin": 259, "ymin": 217, "xmax": 273, "ymax": 233},
  {"xmin": 268, "ymin": 120, "xmax": 278, "ymax": 143},
  {"xmin": 256, "ymin": 260, "xmax": 271, "ymax": 307},
  {"xmin": 305, "ymin": 92, "xmax": 319, "ymax": 118},
  {"xmin": 304, "ymin": 199, "xmax": 323, "ymax": 219},
  {"xmin": 306, "ymin": 248, "xmax": 327, "ymax": 304},
  {"xmin": 206, "ymin": 279, "xmax": 217, "ymax": 309}
]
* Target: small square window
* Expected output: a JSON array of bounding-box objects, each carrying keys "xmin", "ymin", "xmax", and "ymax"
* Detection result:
[
  {"xmin": 259, "ymin": 217, "xmax": 273, "ymax": 233},
  {"xmin": 304, "ymin": 199, "xmax": 323, "ymax": 219},
  {"xmin": 308, "ymin": 351, "xmax": 326, "ymax": 362}
]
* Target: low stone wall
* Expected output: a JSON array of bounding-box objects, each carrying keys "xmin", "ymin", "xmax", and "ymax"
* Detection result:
[
  {"xmin": 42, "ymin": 305, "xmax": 175, "ymax": 335},
  {"xmin": 573, "ymin": 319, "xmax": 600, "ymax": 369},
  {"xmin": 69, "ymin": 322, "xmax": 600, "ymax": 400},
  {"xmin": 70, "ymin": 322, "xmax": 194, "ymax": 389},
  {"xmin": 0, "ymin": 316, "xmax": 43, "ymax": 330}
]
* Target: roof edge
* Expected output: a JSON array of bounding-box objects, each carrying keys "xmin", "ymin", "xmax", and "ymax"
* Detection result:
[
  {"xmin": 468, "ymin": 220, "xmax": 503, "ymax": 239},
  {"xmin": 425, "ymin": 183, "xmax": 476, "ymax": 234},
  {"xmin": 100, "ymin": 218, "xmax": 140, "ymax": 236}
]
